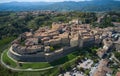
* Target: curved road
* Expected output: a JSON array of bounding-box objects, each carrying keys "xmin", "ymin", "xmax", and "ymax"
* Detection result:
[{"xmin": 0, "ymin": 50, "xmax": 56, "ymax": 72}]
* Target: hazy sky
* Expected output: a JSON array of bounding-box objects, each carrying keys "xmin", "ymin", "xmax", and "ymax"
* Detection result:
[
  {"xmin": 1, "ymin": 0, "xmax": 120, "ymax": 3},
  {"xmin": 0, "ymin": 0, "xmax": 92, "ymax": 3}
]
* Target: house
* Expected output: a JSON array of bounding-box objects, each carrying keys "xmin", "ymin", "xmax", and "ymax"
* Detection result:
[{"xmin": 93, "ymin": 59, "xmax": 112, "ymax": 76}]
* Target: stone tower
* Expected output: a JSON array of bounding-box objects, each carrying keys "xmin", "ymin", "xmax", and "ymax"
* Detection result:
[{"xmin": 78, "ymin": 31, "xmax": 83, "ymax": 48}]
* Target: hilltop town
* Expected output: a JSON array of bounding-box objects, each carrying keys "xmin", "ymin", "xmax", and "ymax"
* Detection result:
[
  {"xmin": 6, "ymin": 17, "xmax": 120, "ymax": 76},
  {"xmin": 0, "ymin": 11, "xmax": 120, "ymax": 76},
  {"xmin": 10, "ymin": 19, "xmax": 96, "ymax": 62},
  {"xmin": 9, "ymin": 19, "xmax": 109, "ymax": 61}
]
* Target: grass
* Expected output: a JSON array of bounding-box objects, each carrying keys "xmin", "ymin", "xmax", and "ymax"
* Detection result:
[
  {"xmin": 1, "ymin": 48, "xmax": 81, "ymax": 76},
  {"xmin": 2, "ymin": 49, "xmax": 51, "ymax": 69},
  {"xmin": 0, "ymin": 37, "xmax": 81, "ymax": 76},
  {"xmin": 2, "ymin": 49, "xmax": 17, "ymax": 68},
  {"xmin": 0, "ymin": 37, "xmax": 15, "ymax": 47},
  {"xmin": 2, "ymin": 48, "xmax": 81, "ymax": 69},
  {"xmin": 17, "ymin": 68, "xmax": 58, "ymax": 76},
  {"xmin": 0, "ymin": 37, "xmax": 16, "ymax": 54},
  {"xmin": 21, "ymin": 62, "xmax": 51, "ymax": 69},
  {"xmin": 1, "ymin": 46, "xmax": 99, "ymax": 76},
  {"xmin": 50, "ymin": 50, "xmax": 80, "ymax": 66},
  {"xmin": 1, "ymin": 49, "xmax": 81, "ymax": 76}
]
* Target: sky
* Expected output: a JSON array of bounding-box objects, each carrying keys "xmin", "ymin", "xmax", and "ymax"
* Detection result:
[
  {"xmin": 0, "ymin": 0, "xmax": 120, "ymax": 3},
  {"xmin": 0, "ymin": 0, "xmax": 92, "ymax": 3}
]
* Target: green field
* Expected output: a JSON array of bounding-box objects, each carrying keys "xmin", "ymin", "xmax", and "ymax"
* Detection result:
[
  {"xmin": 2, "ymin": 49, "xmax": 17, "ymax": 68},
  {"xmin": 2, "ymin": 50, "xmax": 52, "ymax": 69},
  {"xmin": 2, "ymin": 48, "xmax": 81, "ymax": 69},
  {"xmin": 21, "ymin": 62, "xmax": 51, "ymax": 69},
  {"xmin": 1, "ymin": 46, "xmax": 99, "ymax": 76}
]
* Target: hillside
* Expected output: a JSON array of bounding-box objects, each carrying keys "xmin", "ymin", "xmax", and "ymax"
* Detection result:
[{"xmin": 0, "ymin": 0, "xmax": 120, "ymax": 12}]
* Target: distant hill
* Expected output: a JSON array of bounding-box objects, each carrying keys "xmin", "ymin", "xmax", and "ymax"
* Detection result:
[{"xmin": 0, "ymin": 0, "xmax": 120, "ymax": 12}]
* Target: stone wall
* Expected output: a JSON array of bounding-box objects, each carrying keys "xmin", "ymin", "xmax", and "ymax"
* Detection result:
[
  {"xmin": 8, "ymin": 51, "xmax": 46, "ymax": 62},
  {"xmin": 45, "ymin": 46, "xmax": 78, "ymax": 62},
  {"xmin": 82, "ymin": 38, "xmax": 95, "ymax": 47},
  {"xmin": 9, "ymin": 38, "xmax": 95, "ymax": 62},
  {"xmin": 8, "ymin": 46, "xmax": 78, "ymax": 62}
]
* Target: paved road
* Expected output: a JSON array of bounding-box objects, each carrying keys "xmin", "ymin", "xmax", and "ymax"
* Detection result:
[{"xmin": 0, "ymin": 50, "xmax": 55, "ymax": 72}]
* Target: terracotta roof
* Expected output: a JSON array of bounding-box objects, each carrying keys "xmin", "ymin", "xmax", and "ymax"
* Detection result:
[
  {"xmin": 116, "ymin": 72, "xmax": 120, "ymax": 76},
  {"xmin": 93, "ymin": 59, "xmax": 112, "ymax": 76}
]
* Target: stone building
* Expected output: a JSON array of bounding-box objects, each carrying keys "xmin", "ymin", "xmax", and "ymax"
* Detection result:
[
  {"xmin": 97, "ymin": 38, "xmax": 113, "ymax": 58},
  {"xmin": 114, "ymin": 37, "xmax": 120, "ymax": 52}
]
